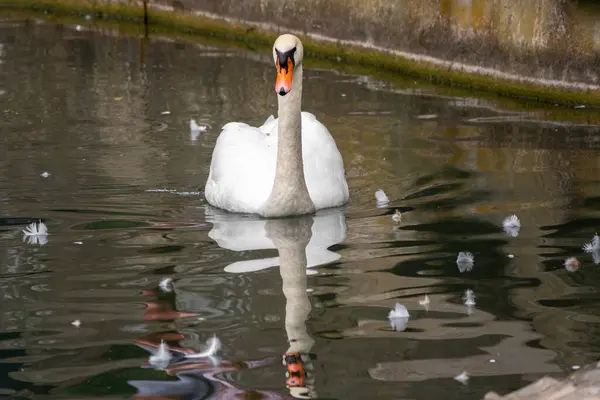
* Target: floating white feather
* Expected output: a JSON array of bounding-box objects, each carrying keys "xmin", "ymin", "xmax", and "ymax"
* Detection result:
[
  {"xmin": 503, "ymin": 215, "xmax": 521, "ymax": 237},
  {"xmin": 462, "ymin": 289, "xmax": 475, "ymax": 317},
  {"xmin": 71, "ymin": 320, "xmax": 81, "ymax": 328},
  {"xmin": 190, "ymin": 119, "xmax": 207, "ymax": 141},
  {"xmin": 375, "ymin": 189, "xmax": 389, "ymax": 206},
  {"xmin": 149, "ymin": 340, "xmax": 172, "ymax": 369},
  {"xmin": 185, "ymin": 335, "xmax": 221, "ymax": 359},
  {"xmin": 564, "ymin": 257, "xmax": 580, "ymax": 272},
  {"xmin": 454, "ymin": 371, "xmax": 469, "ymax": 384},
  {"xmin": 388, "ymin": 303, "xmax": 410, "ymax": 332},
  {"xmin": 418, "ymin": 295, "xmax": 430, "ymax": 311},
  {"xmin": 456, "ymin": 252, "xmax": 474, "ymax": 273},
  {"xmin": 23, "ymin": 221, "xmax": 48, "ymax": 236},
  {"xmin": 463, "ymin": 289, "xmax": 476, "ymax": 306},
  {"xmin": 22, "ymin": 221, "xmax": 49, "ymax": 245},
  {"xmin": 392, "ymin": 209, "xmax": 402, "ymax": 223},
  {"xmin": 159, "ymin": 277, "xmax": 174, "ymax": 293},
  {"xmin": 583, "ymin": 234, "xmax": 600, "ymax": 253}
]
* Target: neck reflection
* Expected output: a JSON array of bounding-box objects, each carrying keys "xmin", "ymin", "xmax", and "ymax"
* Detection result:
[{"xmin": 266, "ymin": 216, "xmax": 316, "ymax": 399}]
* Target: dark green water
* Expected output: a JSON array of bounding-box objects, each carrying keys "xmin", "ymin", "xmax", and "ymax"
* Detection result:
[{"xmin": 1, "ymin": 17, "xmax": 600, "ymax": 400}]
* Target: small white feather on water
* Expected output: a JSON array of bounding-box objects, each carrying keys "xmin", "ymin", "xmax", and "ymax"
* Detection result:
[
  {"xmin": 583, "ymin": 234, "xmax": 600, "ymax": 253},
  {"xmin": 159, "ymin": 277, "xmax": 174, "ymax": 293},
  {"xmin": 456, "ymin": 252, "xmax": 474, "ymax": 273},
  {"xmin": 23, "ymin": 234, "xmax": 48, "ymax": 246},
  {"xmin": 392, "ymin": 209, "xmax": 402, "ymax": 223},
  {"xmin": 463, "ymin": 289, "xmax": 476, "ymax": 306},
  {"xmin": 190, "ymin": 119, "xmax": 207, "ymax": 132},
  {"xmin": 190, "ymin": 119, "xmax": 207, "ymax": 142},
  {"xmin": 375, "ymin": 189, "xmax": 389, "ymax": 207},
  {"xmin": 388, "ymin": 303, "xmax": 410, "ymax": 332},
  {"xmin": 22, "ymin": 221, "xmax": 48, "ymax": 245},
  {"xmin": 454, "ymin": 371, "xmax": 469, "ymax": 384},
  {"xmin": 71, "ymin": 320, "xmax": 81, "ymax": 328},
  {"xmin": 185, "ymin": 335, "xmax": 221, "ymax": 359},
  {"xmin": 40, "ymin": 171, "xmax": 50, "ymax": 178},
  {"xmin": 23, "ymin": 221, "xmax": 48, "ymax": 236},
  {"xmin": 149, "ymin": 340, "xmax": 172, "ymax": 369},
  {"xmin": 503, "ymin": 215, "xmax": 520, "ymax": 229},
  {"xmin": 503, "ymin": 215, "xmax": 521, "ymax": 237},
  {"xmin": 564, "ymin": 257, "xmax": 580, "ymax": 272},
  {"xmin": 418, "ymin": 295, "xmax": 430, "ymax": 311}
]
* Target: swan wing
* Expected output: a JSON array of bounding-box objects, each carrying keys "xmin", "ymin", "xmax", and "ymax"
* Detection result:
[
  {"xmin": 300, "ymin": 112, "xmax": 349, "ymax": 209},
  {"xmin": 205, "ymin": 121, "xmax": 276, "ymax": 214}
]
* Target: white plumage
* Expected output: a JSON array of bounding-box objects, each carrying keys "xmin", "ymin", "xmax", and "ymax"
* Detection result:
[
  {"xmin": 205, "ymin": 34, "xmax": 348, "ymax": 217},
  {"xmin": 388, "ymin": 303, "xmax": 410, "ymax": 332},
  {"xmin": 23, "ymin": 221, "xmax": 48, "ymax": 236},
  {"xmin": 456, "ymin": 251, "xmax": 474, "ymax": 273},
  {"xmin": 149, "ymin": 340, "xmax": 172, "ymax": 369},
  {"xmin": 185, "ymin": 335, "xmax": 221, "ymax": 359},
  {"xmin": 583, "ymin": 233, "xmax": 600, "ymax": 253},
  {"xmin": 205, "ymin": 112, "xmax": 348, "ymax": 215},
  {"xmin": 375, "ymin": 189, "xmax": 389, "ymax": 206},
  {"xmin": 502, "ymin": 214, "xmax": 521, "ymax": 237}
]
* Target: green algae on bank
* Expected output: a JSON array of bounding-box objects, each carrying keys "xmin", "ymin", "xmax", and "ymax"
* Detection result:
[{"xmin": 3, "ymin": 0, "xmax": 600, "ymax": 107}]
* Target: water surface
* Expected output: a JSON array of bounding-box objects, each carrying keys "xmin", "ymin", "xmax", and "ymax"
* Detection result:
[{"xmin": 1, "ymin": 17, "xmax": 600, "ymax": 400}]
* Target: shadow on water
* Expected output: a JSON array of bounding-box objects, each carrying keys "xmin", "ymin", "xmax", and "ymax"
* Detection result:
[{"xmin": 2, "ymin": 15, "xmax": 600, "ymax": 400}]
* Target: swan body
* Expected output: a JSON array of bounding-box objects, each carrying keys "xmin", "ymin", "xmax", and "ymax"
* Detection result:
[
  {"xmin": 204, "ymin": 34, "xmax": 349, "ymax": 217},
  {"xmin": 205, "ymin": 112, "xmax": 348, "ymax": 215}
]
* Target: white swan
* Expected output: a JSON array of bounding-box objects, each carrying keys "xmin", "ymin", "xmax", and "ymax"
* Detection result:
[{"xmin": 204, "ymin": 34, "xmax": 349, "ymax": 218}]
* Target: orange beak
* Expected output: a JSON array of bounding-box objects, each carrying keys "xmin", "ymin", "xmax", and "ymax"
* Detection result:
[{"xmin": 275, "ymin": 58, "xmax": 294, "ymax": 96}]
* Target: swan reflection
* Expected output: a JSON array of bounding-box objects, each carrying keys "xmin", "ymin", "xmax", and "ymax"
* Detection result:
[
  {"xmin": 208, "ymin": 208, "xmax": 347, "ymax": 398},
  {"xmin": 128, "ymin": 208, "xmax": 346, "ymax": 399},
  {"xmin": 205, "ymin": 206, "xmax": 346, "ymax": 274}
]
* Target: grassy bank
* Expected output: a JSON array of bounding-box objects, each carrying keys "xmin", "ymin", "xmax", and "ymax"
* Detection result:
[{"xmin": 2, "ymin": 0, "xmax": 600, "ymax": 108}]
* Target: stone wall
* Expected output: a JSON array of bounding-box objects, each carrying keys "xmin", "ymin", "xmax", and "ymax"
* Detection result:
[
  {"xmin": 4, "ymin": 0, "xmax": 600, "ymax": 104},
  {"xmin": 151, "ymin": 0, "xmax": 600, "ymax": 90}
]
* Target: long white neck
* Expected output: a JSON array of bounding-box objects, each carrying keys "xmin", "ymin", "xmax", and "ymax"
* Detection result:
[{"xmin": 262, "ymin": 64, "xmax": 315, "ymax": 218}]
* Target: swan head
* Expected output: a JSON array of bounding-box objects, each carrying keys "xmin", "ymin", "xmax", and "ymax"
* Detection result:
[{"xmin": 273, "ymin": 34, "xmax": 303, "ymax": 96}]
